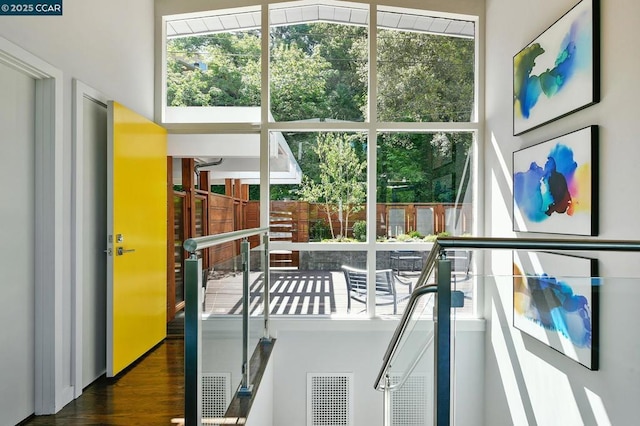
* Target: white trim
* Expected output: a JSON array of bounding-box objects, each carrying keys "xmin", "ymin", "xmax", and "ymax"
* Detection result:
[
  {"xmin": 472, "ymin": 13, "xmax": 485, "ymax": 319},
  {"xmin": 366, "ymin": 2, "xmax": 378, "ymax": 317},
  {"xmin": 71, "ymin": 80, "xmax": 108, "ymax": 399},
  {"xmin": 260, "ymin": 4, "xmax": 270, "ymax": 228},
  {"xmin": 0, "ymin": 35, "xmax": 65, "ymax": 414}
]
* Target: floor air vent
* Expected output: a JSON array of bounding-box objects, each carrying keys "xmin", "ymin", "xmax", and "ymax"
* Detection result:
[
  {"xmin": 307, "ymin": 373, "xmax": 354, "ymax": 426},
  {"xmin": 391, "ymin": 374, "xmax": 428, "ymax": 426},
  {"xmin": 202, "ymin": 373, "xmax": 231, "ymax": 418}
]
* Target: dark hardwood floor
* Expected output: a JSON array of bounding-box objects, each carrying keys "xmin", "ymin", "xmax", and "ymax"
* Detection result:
[{"xmin": 20, "ymin": 338, "xmax": 184, "ymax": 426}]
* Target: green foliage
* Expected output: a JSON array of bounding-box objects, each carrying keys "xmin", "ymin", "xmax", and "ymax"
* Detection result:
[
  {"xmin": 371, "ymin": 30, "xmax": 475, "ymax": 122},
  {"xmin": 310, "ymin": 220, "xmax": 331, "ymax": 241},
  {"xmin": 352, "ymin": 220, "xmax": 367, "ymax": 242},
  {"xmin": 270, "ymin": 43, "xmax": 333, "ymax": 121},
  {"xmin": 408, "ymin": 230, "xmax": 423, "ymax": 239},
  {"xmin": 424, "ymin": 231, "xmax": 451, "ymax": 242},
  {"xmin": 166, "ymin": 32, "xmax": 260, "ymax": 107},
  {"xmin": 297, "ymin": 133, "xmax": 366, "ymax": 238},
  {"xmin": 396, "ymin": 233, "xmax": 412, "ymax": 242}
]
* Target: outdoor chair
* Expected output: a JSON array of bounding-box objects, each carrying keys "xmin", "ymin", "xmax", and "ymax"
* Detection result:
[
  {"xmin": 341, "ymin": 265, "xmax": 413, "ymax": 314},
  {"xmin": 445, "ymin": 250, "xmax": 473, "ymax": 284},
  {"xmin": 389, "ymin": 250, "xmax": 423, "ymax": 275}
]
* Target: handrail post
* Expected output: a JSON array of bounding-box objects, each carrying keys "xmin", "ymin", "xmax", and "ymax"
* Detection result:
[
  {"xmin": 383, "ymin": 375, "xmax": 392, "ymax": 426},
  {"xmin": 434, "ymin": 256, "xmax": 452, "ymax": 426},
  {"xmin": 262, "ymin": 233, "xmax": 270, "ymax": 340},
  {"xmin": 238, "ymin": 239, "xmax": 253, "ymax": 396},
  {"xmin": 184, "ymin": 254, "xmax": 202, "ymax": 426}
]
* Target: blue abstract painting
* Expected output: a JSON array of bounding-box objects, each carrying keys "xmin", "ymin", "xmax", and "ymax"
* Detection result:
[
  {"xmin": 513, "ymin": 0, "xmax": 599, "ymax": 135},
  {"xmin": 513, "ymin": 126, "xmax": 597, "ymax": 235},
  {"xmin": 513, "ymin": 251, "xmax": 598, "ymax": 370}
]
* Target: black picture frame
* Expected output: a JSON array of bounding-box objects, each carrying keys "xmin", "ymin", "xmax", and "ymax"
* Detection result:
[
  {"xmin": 513, "ymin": 251, "xmax": 599, "ymax": 370},
  {"xmin": 513, "ymin": 0, "xmax": 600, "ymax": 136},
  {"xmin": 513, "ymin": 125, "xmax": 598, "ymax": 236}
]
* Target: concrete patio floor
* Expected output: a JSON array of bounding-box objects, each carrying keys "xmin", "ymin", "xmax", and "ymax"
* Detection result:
[{"xmin": 202, "ymin": 268, "xmax": 473, "ymax": 318}]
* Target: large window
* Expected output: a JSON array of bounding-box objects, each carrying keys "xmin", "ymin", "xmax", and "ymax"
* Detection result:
[{"xmin": 164, "ymin": 1, "xmax": 478, "ymax": 317}]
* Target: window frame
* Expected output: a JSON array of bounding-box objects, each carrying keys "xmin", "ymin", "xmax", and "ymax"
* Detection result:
[{"xmin": 160, "ymin": 1, "xmax": 482, "ymax": 318}]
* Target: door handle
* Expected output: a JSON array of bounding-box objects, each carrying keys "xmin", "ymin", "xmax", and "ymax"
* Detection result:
[{"xmin": 116, "ymin": 247, "xmax": 136, "ymax": 256}]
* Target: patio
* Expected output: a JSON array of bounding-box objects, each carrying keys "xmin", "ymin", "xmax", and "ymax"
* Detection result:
[{"xmin": 202, "ymin": 267, "xmax": 473, "ymax": 317}]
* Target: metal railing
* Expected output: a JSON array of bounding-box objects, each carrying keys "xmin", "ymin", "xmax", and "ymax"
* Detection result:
[
  {"xmin": 375, "ymin": 236, "xmax": 640, "ymax": 426},
  {"xmin": 183, "ymin": 227, "xmax": 270, "ymax": 426}
]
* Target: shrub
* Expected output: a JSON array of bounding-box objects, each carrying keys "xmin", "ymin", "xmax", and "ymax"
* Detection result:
[
  {"xmin": 408, "ymin": 230, "xmax": 423, "ymax": 238},
  {"xmin": 352, "ymin": 220, "xmax": 367, "ymax": 242},
  {"xmin": 310, "ymin": 220, "xmax": 331, "ymax": 241}
]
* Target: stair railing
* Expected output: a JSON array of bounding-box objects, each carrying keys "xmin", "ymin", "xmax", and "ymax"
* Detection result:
[
  {"xmin": 183, "ymin": 227, "xmax": 270, "ymax": 426},
  {"xmin": 376, "ymin": 236, "xmax": 640, "ymax": 426}
]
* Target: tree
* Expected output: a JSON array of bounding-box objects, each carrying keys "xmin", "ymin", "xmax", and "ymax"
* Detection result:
[
  {"xmin": 272, "ymin": 23, "xmax": 367, "ymax": 121},
  {"xmin": 356, "ymin": 29, "xmax": 475, "ymax": 122},
  {"xmin": 166, "ymin": 33, "xmax": 261, "ymax": 107},
  {"xmin": 269, "ymin": 42, "xmax": 333, "ymax": 121},
  {"xmin": 297, "ymin": 133, "xmax": 366, "ymax": 239}
]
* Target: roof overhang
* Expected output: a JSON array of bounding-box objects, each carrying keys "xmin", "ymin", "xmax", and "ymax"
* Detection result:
[
  {"xmin": 166, "ymin": 1, "xmax": 475, "ymax": 40},
  {"xmin": 168, "ymin": 107, "xmax": 302, "ymax": 185}
]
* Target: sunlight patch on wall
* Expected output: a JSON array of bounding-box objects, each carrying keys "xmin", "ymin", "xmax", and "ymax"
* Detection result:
[
  {"xmin": 585, "ymin": 387, "xmax": 612, "ymax": 426},
  {"xmin": 523, "ymin": 352, "xmax": 583, "ymax": 424},
  {"xmin": 489, "ymin": 131, "xmax": 519, "ymax": 237},
  {"xmin": 491, "ymin": 300, "xmax": 528, "ymax": 425}
]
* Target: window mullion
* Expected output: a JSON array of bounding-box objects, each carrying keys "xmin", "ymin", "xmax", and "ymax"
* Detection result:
[
  {"xmin": 366, "ymin": 3, "xmax": 378, "ymax": 317},
  {"xmin": 260, "ymin": 4, "xmax": 270, "ymax": 229}
]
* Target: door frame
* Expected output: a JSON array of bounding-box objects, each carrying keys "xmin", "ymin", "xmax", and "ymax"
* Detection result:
[
  {"xmin": 0, "ymin": 36, "xmax": 64, "ymax": 414},
  {"xmin": 71, "ymin": 80, "xmax": 109, "ymax": 398}
]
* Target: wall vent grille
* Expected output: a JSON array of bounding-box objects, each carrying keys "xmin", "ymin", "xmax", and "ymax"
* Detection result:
[
  {"xmin": 391, "ymin": 374, "xmax": 428, "ymax": 426},
  {"xmin": 307, "ymin": 373, "xmax": 354, "ymax": 426},
  {"xmin": 202, "ymin": 373, "xmax": 231, "ymax": 419}
]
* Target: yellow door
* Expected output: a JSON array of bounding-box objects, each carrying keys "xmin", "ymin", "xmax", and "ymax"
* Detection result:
[{"xmin": 106, "ymin": 101, "xmax": 167, "ymax": 377}]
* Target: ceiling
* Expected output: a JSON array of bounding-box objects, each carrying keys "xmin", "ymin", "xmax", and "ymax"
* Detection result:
[{"xmin": 166, "ymin": 2, "xmax": 475, "ymax": 39}]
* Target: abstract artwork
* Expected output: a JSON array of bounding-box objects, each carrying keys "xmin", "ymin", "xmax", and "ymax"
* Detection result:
[
  {"xmin": 513, "ymin": 251, "xmax": 598, "ymax": 370},
  {"xmin": 513, "ymin": 126, "xmax": 598, "ymax": 235},
  {"xmin": 513, "ymin": 0, "xmax": 600, "ymax": 135}
]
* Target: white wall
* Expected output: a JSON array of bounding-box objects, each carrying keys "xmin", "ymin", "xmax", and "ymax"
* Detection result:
[
  {"xmin": 204, "ymin": 318, "xmax": 485, "ymax": 426},
  {"xmin": 0, "ymin": 0, "xmax": 155, "ymax": 418},
  {"xmin": 484, "ymin": 0, "xmax": 640, "ymax": 424}
]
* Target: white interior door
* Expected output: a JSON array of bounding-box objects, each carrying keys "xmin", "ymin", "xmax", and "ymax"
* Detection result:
[
  {"xmin": 0, "ymin": 59, "xmax": 36, "ymax": 425},
  {"xmin": 81, "ymin": 93, "xmax": 108, "ymax": 387}
]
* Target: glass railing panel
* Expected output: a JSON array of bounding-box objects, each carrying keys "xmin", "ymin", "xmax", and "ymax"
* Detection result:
[
  {"xmin": 450, "ymin": 272, "xmax": 635, "ymax": 426},
  {"xmin": 386, "ymin": 301, "xmax": 436, "ymax": 426},
  {"xmin": 183, "ymin": 228, "xmax": 269, "ymax": 425},
  {"xmin": 390, "ymin": 345, "xmax": 435, "ymax": 426},
  {"xmin": 202, "ymin": 250, "xmax": 245, "ymax": 316},
  {"xmin": 379, "ymin": 239, "xmax": 640, "ymax": 426},
  {"xmin": 376, "ymin": 246, "xmax": 471, "ymax": 425},
  {"xmin": 385, "ymin": 292, "xmax": 435, "ymax": 381}
]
